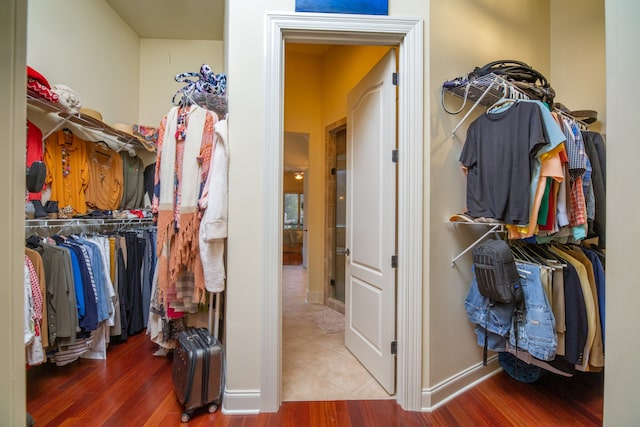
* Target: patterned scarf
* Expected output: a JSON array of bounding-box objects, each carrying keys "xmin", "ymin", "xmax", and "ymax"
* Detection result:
[{"xmin": 155, "ymin": 105, "xmax": 214, "ymax": 304}]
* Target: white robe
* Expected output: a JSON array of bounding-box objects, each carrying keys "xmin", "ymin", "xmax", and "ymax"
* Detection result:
[{"xmin": 199, "ymin": 119, "xmax": 229, "ymax": 292}]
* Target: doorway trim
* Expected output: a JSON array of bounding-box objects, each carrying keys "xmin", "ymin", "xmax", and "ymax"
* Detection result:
[
  {"xmin": 325, "ymin": 119, "xmax": 346, "ymax": 314},
  {"xmin": 262, "ymin": 13, "xmax": 424, "ymax": 412}
]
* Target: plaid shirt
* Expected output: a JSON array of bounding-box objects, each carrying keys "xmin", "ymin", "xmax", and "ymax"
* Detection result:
[
  {"xmin": 569, "ymin": 176, "xmax": 587, "ymax": 226},
  {"xmin": 562, "ymin": 118, "xmax": 587, "ymax": 180}
]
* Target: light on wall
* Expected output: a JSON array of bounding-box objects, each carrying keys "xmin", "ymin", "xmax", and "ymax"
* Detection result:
[{"xmin": 294, "ymin": 171, "xmax": 304, "ymax": 180}]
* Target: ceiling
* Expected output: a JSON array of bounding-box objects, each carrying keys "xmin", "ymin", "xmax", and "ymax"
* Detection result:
[{"xmin": 106, "ymin": 0, "xmax": 225, "ymax": 41}]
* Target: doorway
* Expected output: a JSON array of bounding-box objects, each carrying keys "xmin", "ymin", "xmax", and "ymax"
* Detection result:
[
  {"xmin": 262, "ymin": 13, "xmax": 424, "ymax": 412},
  {"xmin": 282, "ymin": 51, "xmax": 391, "ymax": 399},
  {"xmin": 326, "ymin": 121, "xmax": 347, "ymax": 313}
]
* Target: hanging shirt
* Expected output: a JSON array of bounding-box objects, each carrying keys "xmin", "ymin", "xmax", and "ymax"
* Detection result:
[
  {"xmin": 85, "ymin": 142, "xmax": 124, "ymax": 211},
  {"xmin": 44, "ymin": 129, "xmax": 89, "ymax": 215},
  {"xmin": 460, "ymin": 101, "xmax": 549, "ymax": 225}
]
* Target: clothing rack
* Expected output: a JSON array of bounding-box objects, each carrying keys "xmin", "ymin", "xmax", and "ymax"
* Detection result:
[
  {"xmin": 443, "ymin": 73, "xmax": 531, "ymax": 135},
  {"xmin": 25, "ymin": 217, "xmax": 154, "ymax": 236},
  {"xmin": 442, "ymin": 72, "xmax": 589, "ymax": 136}
]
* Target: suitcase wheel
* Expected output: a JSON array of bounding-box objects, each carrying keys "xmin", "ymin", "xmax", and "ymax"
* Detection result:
[
  {"xmin": 208, "ymin": 403, "xmax": 218, "ymax": 413},
  {"xmin": 181, "ymin": 411, "xmax": 192, "ymax": 423}
]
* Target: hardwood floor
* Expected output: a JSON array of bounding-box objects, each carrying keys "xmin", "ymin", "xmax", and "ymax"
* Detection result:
[{"xmin": 27, "ymin": 331, "xmax": 603, "ymax": 426}]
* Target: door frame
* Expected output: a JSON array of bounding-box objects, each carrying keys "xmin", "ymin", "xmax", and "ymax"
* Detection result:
[
  {"xmin": 325, "ymin": 119, "xmax": 347, "ymax": 313},
  {"xmin": 262, "ymin": 13, "xmax": 424, "ymax": 411}
]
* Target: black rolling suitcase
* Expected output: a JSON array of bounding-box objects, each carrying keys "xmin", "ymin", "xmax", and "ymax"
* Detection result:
[{"xmin": 172, "ymin": 327, "xmax": 224, "ymax": 422}]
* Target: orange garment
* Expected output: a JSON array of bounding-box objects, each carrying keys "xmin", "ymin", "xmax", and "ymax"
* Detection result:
[
  {"xmin": 85, "ymin": 141, "xmax": 124, "ymax": 210},
  {"xmin": 44, "ymin": 129, "xmax": 89, "ymax": 215},
  {"xmin": 507, "ymin": 144, "xmax": 566, "ymax": 239}
]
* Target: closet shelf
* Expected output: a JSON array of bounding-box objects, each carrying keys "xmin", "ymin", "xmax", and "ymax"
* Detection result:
[
  {"xmin": 443, "ymin": 72, "xmax": 590, "ymax": 135},
  {"xmin": 449, "ymin": 220, "xmax": 505, "ymax": 267},
  {"xmin": 27, "ymin": 90, "xmax": 156, "ymax": 153},
  {"xmin": 443, "ymin": 73, "xmax": 532, "ymax": 135}
]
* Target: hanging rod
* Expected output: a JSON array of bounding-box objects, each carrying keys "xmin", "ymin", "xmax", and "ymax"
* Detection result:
[{"xmin": 25, "ymin": 217, "xmax": 153, "ymax": 232}]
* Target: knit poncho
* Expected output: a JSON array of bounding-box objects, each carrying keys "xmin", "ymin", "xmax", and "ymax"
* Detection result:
[{"xmin": 153, "ymin": 105, "xmax": 216, "ymax": 306}]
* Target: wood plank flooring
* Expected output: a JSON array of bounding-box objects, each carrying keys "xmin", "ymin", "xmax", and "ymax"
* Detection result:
[{"xmin": 27, "ymin": 331, "xmax": 603, "ymax": 426}]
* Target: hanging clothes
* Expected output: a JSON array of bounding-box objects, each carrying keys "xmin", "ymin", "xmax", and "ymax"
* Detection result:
[
  {"xmin": 459, "ymin": 101, "xmax": 549, "ymax": 225},
  {"xmin": 85, "ymin": 141, "xmax": 124, "ymax": 211},
  {"xmin": 199, "ymin": 118, "xmax": 229, "ymax": 293},
  {"xmin": 153, "ymin": 104, "xmax": 217, "ymax": 307},
  {"xmin": 120, "ymin": 152, "xmax": 145, "ymax": 209},
  {"xmin": 464, "ymin": 242, "xmax": 605, "ymax": 378},
  {"xmin": 44, "ymin": 129, "xmax": 89, "ymax": 215},
  {"xmin": 25, "ymin": 225, "xmax": 157, "ymax": 364}
]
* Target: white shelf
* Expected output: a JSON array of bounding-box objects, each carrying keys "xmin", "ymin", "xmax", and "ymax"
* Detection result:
[{"xmin": 27, "ymin": 90, "xmax": 156, "ymax": 153}]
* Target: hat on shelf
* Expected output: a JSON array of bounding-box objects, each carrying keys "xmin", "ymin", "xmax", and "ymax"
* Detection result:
[
  {"xmin": 112, "ymin": 123, "xmax": 138, "ymax": 142},
  {"xmin": 553, "ymin": 102, "xmax": 598, "ymax": 124},
  {"xmin": 114, "ymin": 123, "xmax": 156, "ymax": 152},
  {"xmin": 26, "ymin": 66, "xmax": 59, "ymax": 103},
  {"xmin": 80, "ymin": 107, "xmax": 103, "ymax": 122}
]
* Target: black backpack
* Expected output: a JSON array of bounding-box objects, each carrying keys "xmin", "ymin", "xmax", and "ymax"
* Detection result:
[{"xmin": 472, "ymin": 239, "xmax": 523, "ymax": 304}]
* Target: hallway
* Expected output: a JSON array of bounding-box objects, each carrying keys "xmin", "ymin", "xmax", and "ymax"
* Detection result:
[{"xmin": 282, "ymin": 265, "xmax": 391, "ymax": 401}]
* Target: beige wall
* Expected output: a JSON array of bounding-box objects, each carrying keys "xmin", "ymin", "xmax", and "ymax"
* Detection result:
[
  {"xmin": 550, "ymin": 0, "xmax": 606, "ymax": 133},
  {"xmin": 428, "ymin": 0, "xmax": 551, "ymax": 388},
  {"xmin": 27, "ymin": 1, "xmax": 224, "ymax": 168},
  {"xmin": 138, "ymin": 39, "xmax": 224, "ymax": 127},
  {"xmin": 27, "ymin": 0, "xmax": 140, "ymax": 126}
]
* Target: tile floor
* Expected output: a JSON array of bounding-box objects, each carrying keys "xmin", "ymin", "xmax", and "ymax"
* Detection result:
[{"xmin": 282, "ymin": 264, "xmax": 392, "ymax": 401}]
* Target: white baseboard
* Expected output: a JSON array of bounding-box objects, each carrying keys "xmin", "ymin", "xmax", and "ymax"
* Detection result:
[
  {"xmin": 221, "ymin": 389, "xmax": 261, "ymax": 414},
  {"xmin": 306, "ymin": 289, "xmax": 324, "ymax": 304},
  {"xmin": 421, "ymin": 356, "xmax": 502, "ymax": 411}
]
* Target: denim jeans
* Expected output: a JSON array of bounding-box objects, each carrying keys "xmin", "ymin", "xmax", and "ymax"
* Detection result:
[
  {"xmin": 465, "ymin": 268, "xmax": 515, "ymax": 352},
  {"xmin": 465, "ymin": 263, "xmax": 557, "ymax": 360},
  {"xmin": 509, "ymin": 262, "xmax": 557, "ymax": 361}
]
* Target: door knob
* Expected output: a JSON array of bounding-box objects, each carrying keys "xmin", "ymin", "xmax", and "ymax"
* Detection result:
[{"xmin": 344, "ymin": 248, "xmax": 350, "ymax": 256}]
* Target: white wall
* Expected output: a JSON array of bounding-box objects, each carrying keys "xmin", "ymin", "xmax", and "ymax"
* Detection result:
[
  {"xmin": 27, "ymin": 0, "xmax": 140, "ymax": 126},
  {"xmin": 138, "ymin": 39, "xmax": 224, "ymax": 127},
  {"xmin": 604, "ymin": 1, "xmax": 640, "ymax": 424}
]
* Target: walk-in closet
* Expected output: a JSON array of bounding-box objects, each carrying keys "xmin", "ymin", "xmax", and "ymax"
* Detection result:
[{"xmin": 3, "ymin": 0, "xmax": 639, "ymax": 425}]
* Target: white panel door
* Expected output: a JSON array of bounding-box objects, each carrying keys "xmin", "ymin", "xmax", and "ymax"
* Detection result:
[{"xmin": 345, "ymin": 49, "xmax": 397, "ymax": 394}]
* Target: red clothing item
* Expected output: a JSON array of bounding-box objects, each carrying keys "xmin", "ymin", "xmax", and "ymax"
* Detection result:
[{"xmin": 27, "ymin": 121, "xmax": 44, "ymax": 200}]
